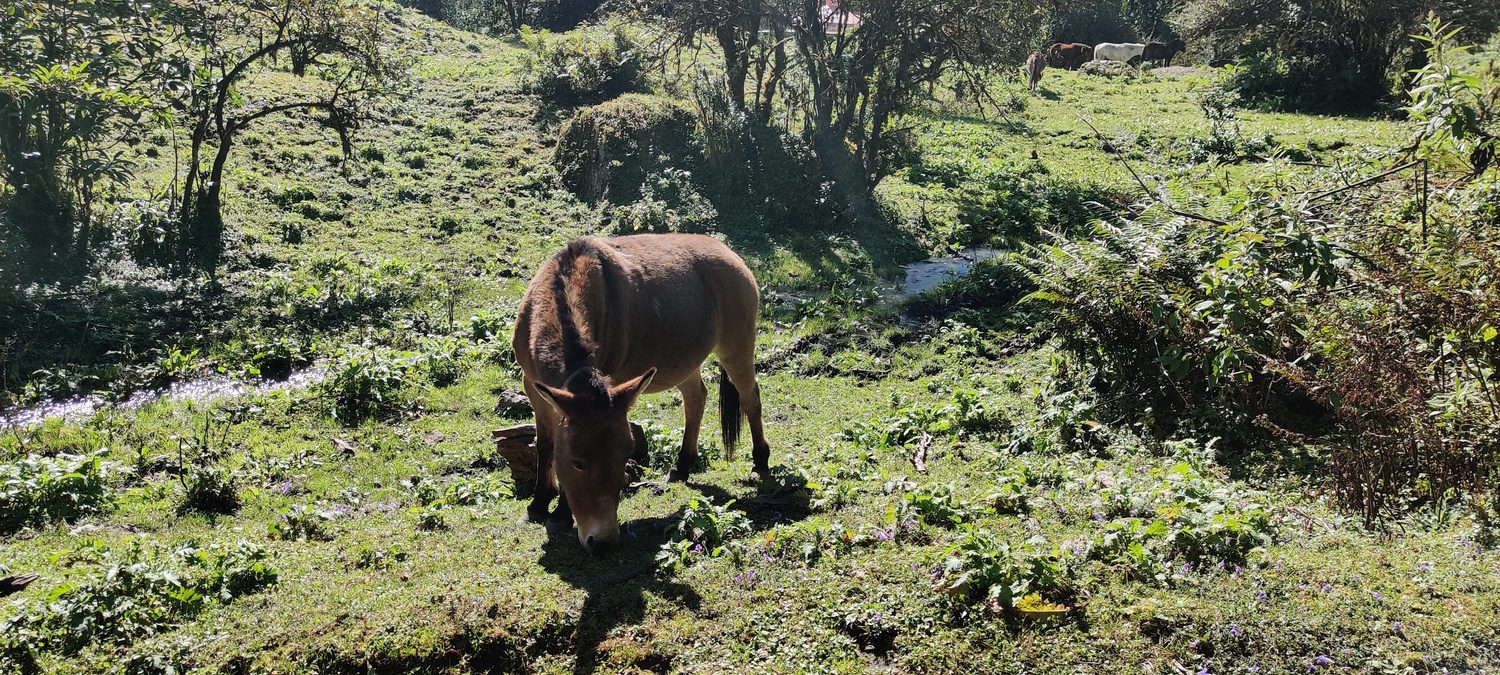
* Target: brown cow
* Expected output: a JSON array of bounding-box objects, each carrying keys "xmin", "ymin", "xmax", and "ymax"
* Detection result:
[
  {"xmin": 1048, "ymin": 42, "xmax": 1093, "ymax": 70},
  {"xmin": 1025, "ymin": 51, "xmax": 1045, "ymax": 90},
  {"xmin": 1141, "ymin": 40, "xmax": 1186, "ymax": 67}
]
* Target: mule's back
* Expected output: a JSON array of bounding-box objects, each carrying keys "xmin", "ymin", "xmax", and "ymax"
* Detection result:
[{"xmin": 514, "ymin": 234, "xmax": 758, "ymax": 392}]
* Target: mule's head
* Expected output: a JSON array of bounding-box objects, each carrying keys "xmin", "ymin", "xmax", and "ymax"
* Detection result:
[{"xmin": 534, "ymin": 366, "xmax": 656, "ymax": 554}]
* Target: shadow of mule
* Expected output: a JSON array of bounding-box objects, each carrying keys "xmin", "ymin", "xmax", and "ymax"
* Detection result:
[{"xmin": 536, "ymin": 515, "xmax": 701, "ymax": 674}]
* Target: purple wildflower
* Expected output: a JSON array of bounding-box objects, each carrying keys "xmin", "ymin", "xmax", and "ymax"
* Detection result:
[
  {"xmin": 1230, "ymin": 624, "xmax": 1242, "ymax": 637},
  {"xmin": 1371, "ymin": 591, "xmax": 1383, "ymax": 601},
  {"xmin": 871, "ymin": 614, "xmax": 882, "ymax": 623},
  {"xmin": 1256, "ymin": 590, "xmax": 1267, "ymax": 600},
  {"xmin": 1321, "ymin": 583, "xmax": 1332, "ymax": 593},
  {"xmin": 692, "ymin": 543, "xmax": 705, "ymax": 554},
  {"xmin": 1418, "ymin": 562, "xmax": 1432, "ymax": 572},
  {"xmin": 1393, "ymin": 622, "xmax": 1403, "ymax": 633}
]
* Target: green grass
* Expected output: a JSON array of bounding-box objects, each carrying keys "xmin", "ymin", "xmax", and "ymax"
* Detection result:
[{"xmin": 2, "ymin": 11, "xmax": 1498, "ymax": 674}]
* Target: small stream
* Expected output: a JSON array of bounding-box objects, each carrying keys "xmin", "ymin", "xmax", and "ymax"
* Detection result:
[
  {"xmin": 0, "ymin": 367, "xmax": 327, "ymax": 429},
  {"xmin": 3, "ymin": 250, "xmax": 1003, "ymax": 429},
  {"xmin": 886, "ymin": 247, "xmax": 1006, "ymax": 300}
]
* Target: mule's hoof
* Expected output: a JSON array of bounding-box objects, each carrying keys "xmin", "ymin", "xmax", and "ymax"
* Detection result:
[
  {"xmin": 522, "ymin": 505, "xmax": 551, "ymax": 525},
  {"xmin": 751, "ymin": 464, "xmax": 772, "ymax": 479},
  {"xmin": 667, "ymin": 468, "xmax": 691, "ymax": 483}
]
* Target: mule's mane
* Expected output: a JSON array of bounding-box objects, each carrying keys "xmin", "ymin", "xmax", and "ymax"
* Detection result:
[{"xmin": 552, "ymin": 237, "xmax": 603, "ymax": 376}]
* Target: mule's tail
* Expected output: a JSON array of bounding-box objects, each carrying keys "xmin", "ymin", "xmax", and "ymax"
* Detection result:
[{"xmin": 719, "ymin": 364, "xmax": 743, "ymax": 459}]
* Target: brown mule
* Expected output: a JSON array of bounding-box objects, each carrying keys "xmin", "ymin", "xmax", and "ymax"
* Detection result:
[{"xmin": 511, "ymin": 234, "xmax": 771, "ymax": 553}]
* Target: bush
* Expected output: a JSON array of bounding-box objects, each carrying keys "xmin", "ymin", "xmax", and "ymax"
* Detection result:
[
  {"xmin": 611, "ymin": 168, "xmax": 719, "ymax": 233},
  {"xmin": 1017, "ymin": 105, "xmax": 1500, "ymax": 524},
  {"xmin": 1223, "ymin": 47, "xmax": 1374, "ymax": 114},
  {"xmin": 177, "ymin": 464, "xmax": 240, "ymax": 515},
  {"xmin": 894, "ymin": 158, "xmax": 1121, "ymax": 250},
  {"xmin": 658, "ymin": 496, "xmax": 753, "ymax": 571},
  {"xmin": 553, "ymin": 93, "xmax": 698, "ymax": 204},
  {"xmin": 0, "ymin": 540, "xmax": 275, "ymax": 659},
  {"xmin": 320, "ymin": 345, "xmax": 418, "ymax": 423},
  {"xmin": 520, "ymin": 21, "xmax": 643, "ymax": 105},
  {"xmin": 933, "ymin": 526, "xmax": 1075, "ymax": 613},
  {"xmin": 0, "ymin": 451, "xmax": 116, "ymax": 533},
  {"xmin": 268, "ymin": 503, "xmax": 337, "ymax": 541}
]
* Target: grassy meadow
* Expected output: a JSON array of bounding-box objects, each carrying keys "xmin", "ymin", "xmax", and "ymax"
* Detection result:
[{"xmin": 3, "ymin": 8, "xmax": 1498, "ymax": 674}]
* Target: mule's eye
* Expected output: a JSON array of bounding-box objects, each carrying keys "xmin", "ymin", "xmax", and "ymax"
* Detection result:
[{"xmin": 571, "ymin": 460, "xmax": 586, "ymax": 471}]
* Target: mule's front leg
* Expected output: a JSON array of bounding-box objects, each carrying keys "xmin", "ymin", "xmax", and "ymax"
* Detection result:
[
  {"xmin": 668, "ymin": 372, "xmax": 708, "ymax": 482},
  {"xmin": 525, "ymin": 438, "xmax": 558, "ymax": 524}
]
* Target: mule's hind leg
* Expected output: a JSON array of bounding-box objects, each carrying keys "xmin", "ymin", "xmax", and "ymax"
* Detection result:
[
  {"xmin": 669, "ymin": 370, "xmax": 708, "ymax": 483},
  {"xmin": 720, "ymin": 358, "xmax": 771, "ymax": 476}
]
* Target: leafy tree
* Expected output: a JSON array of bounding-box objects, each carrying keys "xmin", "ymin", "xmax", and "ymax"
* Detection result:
[
  {"xmin": 0, "ymin": 0, "xmax": 168, "ymax": 273},
  {"xmin": 160, "ymin": 0, "xmax": 403, "ymax": 272},
  {"xmin": 782, "ymin": 0, "xmax": 1043, "ymax": 188}
]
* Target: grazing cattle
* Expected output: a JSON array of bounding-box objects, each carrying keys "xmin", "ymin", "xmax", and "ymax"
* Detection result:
[
  {"xmin": 1025, "ymin": 51, "xmax": 1045, "ymax": 90},
  {"xmin": 1141, "ymin": 39, "xmax": 1186, "ymax": 67},
  {"xmin": 1093, "ymin": 42, "xmax": 1146, "ymax": 66},
  {"xmin": 513, "ymin": 234, "xmax": 770, "ymax": 554},
  {"xmin": 1048, "ymin": 42, "xmax": 1093, "ymax": 70}
]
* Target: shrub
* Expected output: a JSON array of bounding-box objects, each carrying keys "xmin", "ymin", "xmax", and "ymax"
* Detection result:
[
  {"xmin": 177, "ymin": 464, "xmax": 240, "ymax": 516},
  {"xmin": 0, "ymin": 540, "xmax": 275, "ymax": 659},
  {"xmin": 520, "ymin": 21, "xmax": 643, "ymax": 105},
  {"xmin": 415, "ymin": 336, "xmax": 469, "ymax": 387},
  {"xmin": 612, "ymin": 168, "xmax": 719, "ymax": 233},
  {"xmin": 894, "ymin": 157, "xmax": 1121, "ymax": 250},
  {"xmin": 553, "ymin": 93, "xmax": 698, "ymax": 204},
  {"xmin": 268, "ymin": 504, "xmax": 337, "ymax": 541},
  {"xmin": 900, "ymin": 483, "xmax": 969, "ymax": 528},
  {"xmin": 1222, "ymin": 47, "xmax": 1373, "ymax": 114},
  {"xmin": 0, "ymin": 451, "xmax": 116, "ymax": 533},
  {"xmin": 320, "ymin": 345, "xmax": 418, "ymax": 423},
  {"xmin": 933, "ymin": 526, "xmax": 1075, "ymax": 613},
  {"xmin": 1015, "ymin": 120, "xmax": 1500, "ymax": 524},
  {"xmin": 658, "ymin": 496, "xmax": 753, "ymax": 571}
]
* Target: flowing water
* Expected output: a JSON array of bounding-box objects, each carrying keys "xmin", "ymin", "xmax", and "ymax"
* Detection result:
[
  {"xmin": 0, "ymin": 367, "xmax": 327, "ymax": 429},
  {"xmin": 4, "ymin": 250, "xmax": 1002, "ymax": 428},
  {"xmin": 885, "ymin": 247, "xmax": 1006, "ymax": 300}
]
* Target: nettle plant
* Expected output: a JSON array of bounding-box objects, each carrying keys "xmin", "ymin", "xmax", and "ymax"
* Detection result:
[
  {"xmin": 933, "ymin": 526, "xmax": 1076, "ymax": 615},
  {"xmin": 0, "ymin": 539, "xmax": 275, "ymax": 659},
  {"xmin": 658, "ymin": 496, "xmax": 753, "ymax": 572},
  {"xmin": 1085, "ymin": 458, "xmax": 1274, "ymax": 584},
  {"xmin": 0, "ymin": 450, "xmax": 119, "ymax": 533}
]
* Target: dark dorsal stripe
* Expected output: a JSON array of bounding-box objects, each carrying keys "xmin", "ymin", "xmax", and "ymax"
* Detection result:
[{"xmin": 550, "ymin": 239, "xmax": 601, "ymax": 374}]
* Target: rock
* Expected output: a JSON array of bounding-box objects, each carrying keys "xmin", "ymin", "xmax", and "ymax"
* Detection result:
[
  {"xmin": 422, "ymin": 430, "xmax": 446, "ymax": 446},
  {"xmin": 494, "ymin": 388, "xmax": 532, "ymax": 414},
  {"xmin": 332, "ymin": 437, "xmax": 359, "ymax": 457}
]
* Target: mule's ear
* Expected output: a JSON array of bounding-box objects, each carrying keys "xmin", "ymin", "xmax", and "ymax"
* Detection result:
[
  {"xmin": 533, "ymin": 382, "xmax": 575, "ymax": 414},
  {"xmin": 609, "ymin": 367, "xmax": 656, "ymax": 410}
]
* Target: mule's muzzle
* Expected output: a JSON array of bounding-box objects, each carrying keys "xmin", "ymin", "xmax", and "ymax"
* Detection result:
[{"xmin": 580, "ymin": 531, "xmax": 617, "ymax": 555}]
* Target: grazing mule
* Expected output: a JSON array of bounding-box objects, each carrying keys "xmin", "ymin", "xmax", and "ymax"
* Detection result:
[
  {"xmin": 1141, "ymin": 40, "xmax": 1186, "ymax": 67},
  {"xmin": 1048, "ymin": 42, "xmax": 1093, "ymax": 70},
  {"xmin": 512, "ymin": 234, "xmax": 770, "ymax": 554},
  {"xmin": 1025, "ymin": 51, "xmax": 1045, "ymax": 91},
  {"xmin": 1093, "ymin": 42, "xmax": 1146, "ymax": 66}
]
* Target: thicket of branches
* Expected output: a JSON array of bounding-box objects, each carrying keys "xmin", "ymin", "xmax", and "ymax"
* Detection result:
[{"xmin": 1016, "ymin": 27, "xmax": 1500, "ymax": 525}]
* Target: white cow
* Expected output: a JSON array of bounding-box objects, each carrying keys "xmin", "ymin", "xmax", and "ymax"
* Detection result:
[{"xmin": 1093, "ymin": 42, "xmax": 1146, "ymax": 66}]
